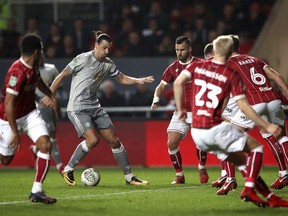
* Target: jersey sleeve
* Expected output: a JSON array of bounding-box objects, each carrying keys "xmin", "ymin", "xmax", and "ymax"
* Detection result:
[
  {"xmin": 66, "ymin": 54, "xmax": 84, "ymax": 74},
  {"xmin": 6, "ymin": 68, "xmax": 24, "ymax": 96},
  {"xmin": 108, "ymin": 59, "xmax": 119, "ymax": 77},
  {"xmin": 226, "ymin": 59, "xmax": 237, "ymax": 71},
  {"xmin": 161, "ymin": 66, "xmax": 174, "ymax": 84},
  {"xmin": 257, "ymin": 57, "xmax": 268, "ymax": 70},
  {"xmin": 183, "ymin": 62, "xmax": 196, "ymax": 78}
]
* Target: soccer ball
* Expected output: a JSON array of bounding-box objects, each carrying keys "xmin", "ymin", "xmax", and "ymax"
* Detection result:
[{"xmin": 81, "ymin": 168, "xmax": 101, "ymax": 186}]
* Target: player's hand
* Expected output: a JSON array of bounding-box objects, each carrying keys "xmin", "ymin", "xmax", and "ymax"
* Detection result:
[
  {"xmin": 265, "ymin": 124, "xmax": 282, "ymax": 139},
  {"xmin": 139, "ymin": 76, "xmax": 154, "ymax": 84},
  {"xmin": 41, "ymin": 96, "xmax": 52, "ymax": 108},
  {"xmin": 9, "ymin": 132, "xmax": 21, "ymax": 151},
  {"xmin": 177, "ymin": 109, "xmax": 187, "ymax": 121},
  {"xmin": 151, "ymin": 96, "xmax": 160, "ymax": 110},
  {"xmin": 151, "ymin": 102, "xmax": 160, "ymax": 110}
]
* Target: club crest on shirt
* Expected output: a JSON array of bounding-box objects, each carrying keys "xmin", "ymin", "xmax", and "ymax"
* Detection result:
[{"xmin": 9, "ymin": 76, "xmax": 18, "ymax": 87}]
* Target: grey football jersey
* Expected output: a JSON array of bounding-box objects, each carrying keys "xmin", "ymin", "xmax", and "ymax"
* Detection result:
[
  {"xmin": 66, "ymin": 51, "xmax": 119, "ymax": 111},
  {"xmin": 35, "ymin": 63, "xmax": 59, "ymax": 102}
]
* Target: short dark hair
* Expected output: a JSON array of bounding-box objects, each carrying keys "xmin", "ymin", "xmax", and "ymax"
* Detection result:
[
  {"xmin": 93, "ymin": 30, "xmax": 112, "ymax": 43},
  {"xmin": 204, "ymin": 43, "xmax": 213, "ymax": 57},
  {"xmin": 229, "ymin": 34, "xmax": 239, "ymax": 53},
  {"xmin": 21, "ymin": 33, "xmax": 42, "ymax": 55},
  {"xmin": 175, "ymin": 36, "xmax": 191, "ymax": 46}
]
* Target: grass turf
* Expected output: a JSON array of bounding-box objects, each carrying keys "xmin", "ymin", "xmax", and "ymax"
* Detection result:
[{"xmin": 0, "ymin": 166, "xmax": 287, "ymax": 216}]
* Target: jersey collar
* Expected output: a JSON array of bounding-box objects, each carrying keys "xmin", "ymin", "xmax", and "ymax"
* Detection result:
[
  {"xmin": 211, "ymin": 59, "xmax": 225, "ymax": 65},
  {"xmin": 20, "ymin": 57, "xmax": 33, "ymax": 69},
  {"xmin": 179, "ymin": 56, "xmax": 194, "ymax": 65}
]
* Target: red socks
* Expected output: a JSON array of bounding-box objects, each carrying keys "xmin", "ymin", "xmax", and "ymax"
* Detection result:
[
  {"xmin": 264, "ymin": 135, "xmax": 287, "ymax": 171},
  {"xmin": 196, "ymin": 147, "xmax": 207, "ymax": 166},
  {"xmin": 35, "ymin": 151, "xmax": 50, "ymax": 183},
  {"xmin": 169, "ymin": 148, "xmax": 182, "ymax": 173}
]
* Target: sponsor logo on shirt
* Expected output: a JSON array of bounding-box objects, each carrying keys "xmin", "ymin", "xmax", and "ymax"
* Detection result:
[{"xmin": 9, "ymin": 76, "xmax": 18, "ymax": 87}]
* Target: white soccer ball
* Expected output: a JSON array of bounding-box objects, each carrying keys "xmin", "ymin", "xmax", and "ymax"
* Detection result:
[{"xmin": 81, "ymin": 168, "xmax": 101, "ymax": 186}]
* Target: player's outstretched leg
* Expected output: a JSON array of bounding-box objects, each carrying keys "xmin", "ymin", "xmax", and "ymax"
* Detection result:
[
  {"xmin": 112, "ymin": 143, "xmax": 149, "ymax": 186},
  {"xmin": 62, "ymin": 140, "xmax": 90, "ymax": 186}
]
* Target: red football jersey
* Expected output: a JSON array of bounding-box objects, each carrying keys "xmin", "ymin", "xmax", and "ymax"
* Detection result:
[
  {"xmin": 161, "ymin": 57, "xmax": 202, "ymax": 112},
  {"xmin": 227, "ymin": 54, "xmax": 279, "ymax": 105},
  {"xmin": 0, "ymin": 58, "xmax": 40, "ymax": 120},
  {"xmin": 182, "ymin": 60, "xmax": 244, "ymax": 128}
]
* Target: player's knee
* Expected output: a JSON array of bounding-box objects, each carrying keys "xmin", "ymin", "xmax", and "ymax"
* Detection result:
[
  {"xmin": 167, "ymin": 139, "xmax": 179, "ymax": 150},
  {"xmin": 87, "ymin": 136, "xmax": 100, "ymax": 148},
  {"xmin": 36, "ymin": 136, "xmax": 52, "ymax": 153},
  {"xmin": 109, "ymin": 138, "xmax": 121, "ymax": 149},
  {"xmin": 0, "ymin": 155, "xmax": 13, "ymax": 165}
]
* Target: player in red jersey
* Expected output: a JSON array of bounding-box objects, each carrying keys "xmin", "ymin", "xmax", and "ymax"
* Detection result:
[
  {"xmin": 151, "ymin": 35, "xmax": 209, "ymax": 184},
  {"xmin": 203, "ymin": 42, "xmax": 237, "ymax": 194},
  {"xmin": 222, "ymin": 35, "xmax": 288, "ymax": 190},
  {"xmin": 0, "ymin": 34, "xmax": 59, "ymax": 204},
  {"xmin": 174, "ymin": 35, "xmax": 288, "ymax": 207}
]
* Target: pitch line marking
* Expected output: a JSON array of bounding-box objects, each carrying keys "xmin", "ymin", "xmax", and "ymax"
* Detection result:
[{"xmin": 0, "ymin": 186, "xmax": 198, "ymax": 205}]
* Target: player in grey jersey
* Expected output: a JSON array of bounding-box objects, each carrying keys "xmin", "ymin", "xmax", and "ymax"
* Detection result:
[
  {"xmin": 42, "ymin": 31, "xmax": 154, "ymax": 186},
  {"xmin": 32, "ymin": 61, "xmax": 64, "ymax": 174}
]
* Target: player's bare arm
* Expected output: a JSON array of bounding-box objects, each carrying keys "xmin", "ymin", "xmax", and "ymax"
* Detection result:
[
  {"xmin": 151, "ymin": 82, "xmax": 166, "ymax": 110},
  {"xmin": 37, "ymin": 78, "xmax": 60, "ymax": 119},
  {"xmin": 236, "ymin": 97, "xmax": 282, "ymax": 138},
  {"xmin": 50, "ymin": 68, "xmax": 71, "ymax": 93},
  {"xmin": 115, "ymin": 72, "xmax": 154, "ymax": 85},
  {"xmin": 4, "ymin": 93, "xmax": 20, "ymax": 151},
  {"xmin": 173, "ymin": 72, "xmax": 190, "ymax": 121},
  {"xmin": 264, "ymin": 66, "xmax": 288, "ymax": 98},
  {"xmin": 41, "ymin": 68, "xmax": 70, "ymax": 108}
]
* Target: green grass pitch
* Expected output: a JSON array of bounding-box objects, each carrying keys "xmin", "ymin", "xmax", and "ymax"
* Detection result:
[{"xmin": 0, "ymin": 166, "xmax": 287, "ymax": 216}]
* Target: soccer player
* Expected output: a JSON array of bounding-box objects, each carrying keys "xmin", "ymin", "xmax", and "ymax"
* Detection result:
[
  {"xmin": 41, "ymin": 31, "xmax": 153, "ymax": 186},
  {"xmin": 151, "ymin": 35, "xmax": 209, "ymax": 184},
  {"xmin": 204, "ymin": 42, "xmax": 238, "ymax": 194},
  {"xmin": 174, "ymin": 35, "xmax": 288, "ymax": 207},
  {"xmin": 31, "ymin": 60, "xmax": 64, "ymax": 174},
  {"xmin": 0, "ymin": 33, "xmax": 59, "ymax": 204},
  {"xmin": 222, "ymin": 35, "xmax": 288, "ymax": 190}
]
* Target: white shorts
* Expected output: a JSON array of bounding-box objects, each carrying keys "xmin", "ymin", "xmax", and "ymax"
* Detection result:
[
  {"xmin": 222, "ymin": 99, "xmax": 285, "ymax": 129},
  {"xmin": 0, "ymin": 109, "xmax": 49, "ymax": 156},
  {"xmin": 191, "ymin": 121, "xmax": 248, "ymax": 161},
  {"xmin": 222, "ymin": 97, "xmax": 238, "ymax": 120},
  {"xmin": 167, "ymin": 111, "xmax": 192, "ymax": 139}
]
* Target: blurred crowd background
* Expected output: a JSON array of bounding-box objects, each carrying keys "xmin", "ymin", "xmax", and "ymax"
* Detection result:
[
  {"xmin": 1, "ymin": 0, "xmax": 284, "ymax": 119},
  {"xmin": 0, "ymin": 0, "xmax": 275, "ymax": 59}
]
